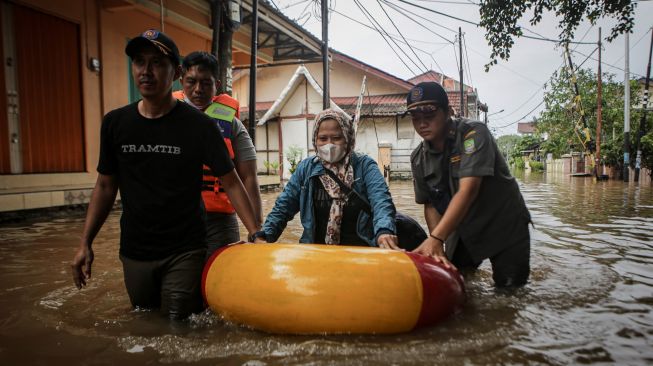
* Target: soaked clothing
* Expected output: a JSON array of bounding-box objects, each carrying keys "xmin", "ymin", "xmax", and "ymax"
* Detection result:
[
  {"xmin": 411, "ymin": 118, "xmax": 531, "ymax": 285},
  {"xmin": 120, "ymin": 248, "xmax": 205, "ymax": 319},
  {"xmin": 312, "ymin": 176, "xmax": 367, "ymax": 246}
]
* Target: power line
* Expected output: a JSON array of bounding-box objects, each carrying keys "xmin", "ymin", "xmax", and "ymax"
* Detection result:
[
  {"xmin": 352, "ymin": 0, "xmax": 420, "ymax": 76},
  {"xmin": 412, "ymin": 0, "xmax": 478, "ymax": 4},
  {"xmin": 358, "ymin": 0, "xmax": 428, "ymax": 74},
  {"xmin": 462, "ymin": 33, "xmax": 474, "ymax": 89},
  {"xmin": 611, "ymin": 28, "xmax": 652, "ymax": 65},
  {"xmin": 329, "ymin": 7, "xmax": 447, "ymax": 48},
  {"xmin": 570, "ymin": 48, "xmax": 646, "ymax": 78},
  {"xmin": 493, "ymin": 99, "xmax": 545, "ymax": 129},
  {"xmin": 397, "ymin": 0, "xmax": 596, "ymax": 45},
  {"xmin": 329, "ymin": 3, "xmax": 448, "ymax": 76},
  {"xmin": 376, "ymin": 0, "xmax": 431, "ymax": 73},
  {"xmin": 380, "ymin": 0, "xmax": 455, "ymax": 43},
  {"xmin": 396, "ymin": 0, "xmax": 478, "ymax": 26}
]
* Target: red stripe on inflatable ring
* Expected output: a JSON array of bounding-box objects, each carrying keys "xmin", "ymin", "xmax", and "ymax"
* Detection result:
[
  {"xmin": 405, "ymin": 252, "xmax": 466, "ymax": 329},
  {"xmin": 201, "ymin": 243, "xmax": 239, "ymax": 305}
]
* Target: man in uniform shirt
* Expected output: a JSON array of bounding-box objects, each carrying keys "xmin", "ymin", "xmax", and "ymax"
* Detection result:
[{"xmin": 408, "ymin": 81, "xmax": 531, "ymax": 287}]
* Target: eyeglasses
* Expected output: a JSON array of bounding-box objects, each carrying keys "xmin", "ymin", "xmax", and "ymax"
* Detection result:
[{"xmin": 408, "ymin": 106, "xmax": 440, "ymax": 124}]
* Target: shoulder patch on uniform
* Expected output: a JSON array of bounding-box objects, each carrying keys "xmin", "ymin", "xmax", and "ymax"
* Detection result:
[
  {"xmin": 464, "ymin": 138, "xmax": 475, "ymax": 154},
  {"xmin": 464, "ymin": 130, "xmax": 476, "ymax": 139}
]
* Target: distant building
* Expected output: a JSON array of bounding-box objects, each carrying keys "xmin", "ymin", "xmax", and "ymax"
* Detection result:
[
  {"xmin": 408, "ymin": 71, "xmax": 486, "ymax": 120},
  {"xmin": 517, "ymin": 121, "xmax": 537, "ymax": 135}
]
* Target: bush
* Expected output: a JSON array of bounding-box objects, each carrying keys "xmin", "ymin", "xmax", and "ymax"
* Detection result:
[
  {"xmin": 285, "ymin": 145, "xmax": 304, "ymax": 174},
  {"xmin": 263, "ymin": 160, "xmax": 279, "ymax": 174},
  {"xmin": 512, "ymin": 156, "xmax": 526, "ymax": 170},
  {"xmin": 529, "ymin": 160, "xmax": 544, "ymax": 171}
]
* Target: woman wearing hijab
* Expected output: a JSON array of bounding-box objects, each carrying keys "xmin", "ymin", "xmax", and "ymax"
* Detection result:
[{"xmin": 251, "ymin": 109, "xmax": 400, "ymax": 249}]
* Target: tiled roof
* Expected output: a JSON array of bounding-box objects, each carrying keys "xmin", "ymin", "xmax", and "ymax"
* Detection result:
[
  {"xmin": 517, "ymin": 122, "xmax": 536, "ymax": 134},
  {"xmin": 240, "ymin": 90, "xmax": 484, "ymax": 120},
  {"xmin": 409, "ymin": 70, "xmax": 474, "ymax": 93},
  {"xmin": 333, "ymin": 94, "xmax": 407, "ymax": 116}
]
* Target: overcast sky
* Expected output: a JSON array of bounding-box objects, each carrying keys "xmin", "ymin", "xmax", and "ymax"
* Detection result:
[{"xmin": 270, "ymin": 0, "xmax": 653, "ymax": 136}]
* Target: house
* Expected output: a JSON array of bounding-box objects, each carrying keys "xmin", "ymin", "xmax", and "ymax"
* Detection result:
[{"xmin": 517, "ymin": 121, "xmax": 537, "ymax": 135}]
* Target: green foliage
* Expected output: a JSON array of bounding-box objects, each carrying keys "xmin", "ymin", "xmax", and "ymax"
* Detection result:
[
  {"xmin": 512, "ymin": 156, "xmax": 526, "ymax": 170},
  {"xmin": 285, "ymin": 145, "xmax": 304, "ymax": 174},
  {"xmin": 641, "ymin": 131, "xmax": 653, "ymax": 174},
  {"xmin": 529, "ymin": 160, "xmax": 545, "ymax": 171},
  {"xmin": 496, "ymin": 134, "xmax": 521, "ymax": 158},
  {"xmin": 479, "ymin": 1, "xmax": 635, "ymax": 70},
  {"xmin": 510, "ymin": 134, "xmax": 542, "ymax": 161},
  {"xmin": 535, "ymin": 67, "xmax": 650, "ymax": 170},
  {"xmin": 263, "ymin": 160, "xmax": 280, "ymax": 174}
]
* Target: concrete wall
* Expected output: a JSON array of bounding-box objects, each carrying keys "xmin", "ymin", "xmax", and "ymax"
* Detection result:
[{"xmin": 232, "ymin": 59, "xmax": 409, "ymax": 104}]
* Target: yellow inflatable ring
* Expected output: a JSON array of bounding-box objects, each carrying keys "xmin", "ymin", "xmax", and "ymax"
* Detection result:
[{"xmin": 202, "ymin": 243, "xmax": 465, "ymax": 334}]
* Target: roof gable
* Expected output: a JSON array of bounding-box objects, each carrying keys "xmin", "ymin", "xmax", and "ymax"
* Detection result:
[{"xmin": 257, "ymin": 65, "xmax": 350, "ymax": 125}]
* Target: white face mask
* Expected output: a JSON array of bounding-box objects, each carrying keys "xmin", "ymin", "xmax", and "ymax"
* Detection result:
[
  {"xmin": 184, "ymin": 95, "xmax": 206, "ymax": 110},
  {"xmin": 317, "ymin": 143, "xmax": 347, "ymax": 163}
]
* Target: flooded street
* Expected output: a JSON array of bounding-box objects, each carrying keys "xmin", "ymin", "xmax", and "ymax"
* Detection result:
[{"xmin": 0, "ymin": 172, "xmax": 652, "ymax": 365}]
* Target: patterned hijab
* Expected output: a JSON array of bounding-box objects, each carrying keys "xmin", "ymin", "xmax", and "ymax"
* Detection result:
[{"xmin": 312, "ymin": 109, "xmax": 355, "ymax": 244}]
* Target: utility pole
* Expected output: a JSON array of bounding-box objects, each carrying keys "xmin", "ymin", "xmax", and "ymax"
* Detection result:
[
  {"xmin": 321, "ymin": 0, "xmax": 330, "ymax": 109},
  {"xmin": 634, "ymin": 28, "xmax": 653, "ymax": 182},
  {"xmin": 210, "ymin": 1, "xmax": 221, "ymax": 58},
  {"xmin": 459, "ymin": 27, "xmax": 464, "ymax": 117},
  {"xmin": 595, "ymin": 28, "xmax": 603, "ymax": 179},
  {"xmin": 248, "ymin": 0, "xmax": 258, "ymax": 142},
  {"xmin": 212, "ymin": 0, "xmax": 236, "ymax": 95},
  {"xmin": 624, "ymin": 31, "xmax": 630, "ymax": 182}
]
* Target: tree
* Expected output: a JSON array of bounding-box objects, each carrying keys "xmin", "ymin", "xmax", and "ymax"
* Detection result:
[
  {"xmin": 479, "ymin": 0, "xmax": 635, "ymax": 70},
  {"xmin": 496, "ymin": 134, "xmax": 522, "ymax": 158},
  {"xmin": 536, "ymin": 66, "xmax": 648, "ymax": 170}
]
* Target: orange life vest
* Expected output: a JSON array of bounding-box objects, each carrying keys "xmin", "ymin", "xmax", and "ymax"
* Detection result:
[{"xmin": 173, "ymin": 91, "xmax": 241, "ymax": 214}]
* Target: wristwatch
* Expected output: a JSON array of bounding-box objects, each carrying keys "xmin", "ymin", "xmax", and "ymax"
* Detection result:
[{"xmin": 248, "ymin": 230, "xmax": 266, "ymax": 242}]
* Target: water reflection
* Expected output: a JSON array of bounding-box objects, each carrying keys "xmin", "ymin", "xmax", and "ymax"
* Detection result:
[{"xmin": 0, "ymin": 172, "xmax": 652, "ymax": 365}]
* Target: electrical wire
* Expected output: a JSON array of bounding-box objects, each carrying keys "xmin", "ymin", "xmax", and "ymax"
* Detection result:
[
  {"xmin": 570, "ymin": 48, "xmax": 646, "ymax": 78},
  {"xmin": 352, "ymin": 0, "xmax": 421, "ymax": 76},
  {"xmin": 611, "ymin": 28, "xmax": 652, "ymax": 64},
  {"xmin": 380, "ymin": 0, "xmax": 455, "ymax": 43},
  {"xmin": 397, "ymin": 0, "xmax": 597, "ymax": 45},
  {"xmin": 356, "ymin": 0, "xmax": 427, "ymax": 74},
  {"xmin": 462, "ymin": 33, "xmax": 474, "ymax": 89},
  {"xmin": 329, "ymin": 7, "xmax": 449, "ymax": 46},
  {"xmin": 376, "ymin": 0, "xmax": 431, "ymax": 74}
]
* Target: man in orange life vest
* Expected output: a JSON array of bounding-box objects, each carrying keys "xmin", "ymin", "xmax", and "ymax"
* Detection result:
[{"xmin": 173, "ymin": 51, "xmax": 262, "ymax": 258}]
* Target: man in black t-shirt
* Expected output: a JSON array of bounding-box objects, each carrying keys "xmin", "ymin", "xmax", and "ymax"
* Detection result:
[
  {"xmin": 71, "ymin": 29, "xmax": 260, "ymax": 319},
  {"xmin": 408, "ymin": 82, "xmax": 531, "ymax": 288}
]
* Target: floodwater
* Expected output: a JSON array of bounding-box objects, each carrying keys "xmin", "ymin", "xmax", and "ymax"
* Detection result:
[{"xmin": 0, "ymin": 172, "xmax": 652, "ymax": 365}]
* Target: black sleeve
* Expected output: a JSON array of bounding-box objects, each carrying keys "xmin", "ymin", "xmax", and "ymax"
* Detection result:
[
  {"xmin": 202, "ymin": 118, "xmax": 234, "ymax": 177},
  {"xmin": 97, "ymin": 112, "xmax": 117, "ymax": 175}
]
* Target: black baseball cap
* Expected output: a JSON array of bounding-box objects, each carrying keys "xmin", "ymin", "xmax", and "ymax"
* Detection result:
[
  {"xmin": 125, "ymin": 29, "xmax": 180, "ymax": 66},
  {"xmin": 406, "ymin": 82, "xmax": 449, "ymax": 112}
]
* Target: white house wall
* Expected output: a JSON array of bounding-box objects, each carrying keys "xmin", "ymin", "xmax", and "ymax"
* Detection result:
[
  {"xmin": 255, "ymin": 120, "xmax": 280, "ymax": 173},
  {"xmin": 355, "ymin": 116, "xmax": 422, "ymax": 177},
  {"xmin": 233, "ymin": 60, "xmax": 409, "ymax": 104}
]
